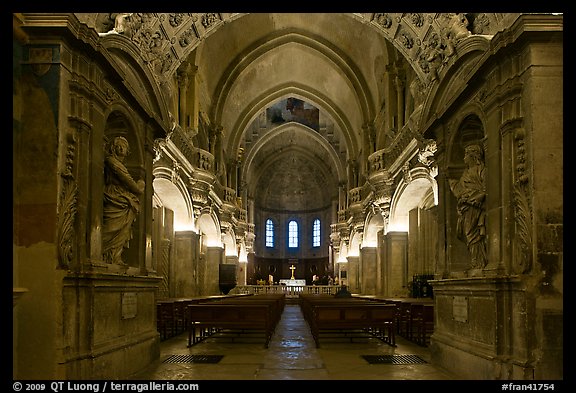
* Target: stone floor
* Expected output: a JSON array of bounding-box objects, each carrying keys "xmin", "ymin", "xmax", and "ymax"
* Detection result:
[{"xmin": 129, "ymin": 303, "xmax": 461, "ymax": 382}]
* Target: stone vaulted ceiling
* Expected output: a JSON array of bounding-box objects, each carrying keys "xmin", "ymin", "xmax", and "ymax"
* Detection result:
[{"xmin": 77, "ymin": 12, "xmax": 511, "ymax": 213}]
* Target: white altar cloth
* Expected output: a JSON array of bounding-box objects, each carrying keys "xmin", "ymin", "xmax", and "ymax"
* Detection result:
[{"xmin": 279, "ymin": 279, "xmax": 306, "ymax": 286}]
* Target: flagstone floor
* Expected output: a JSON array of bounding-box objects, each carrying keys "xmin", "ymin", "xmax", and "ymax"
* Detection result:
[{"xmin": 129, "ymin": 303, "xmax": 461, "ymax": 382}]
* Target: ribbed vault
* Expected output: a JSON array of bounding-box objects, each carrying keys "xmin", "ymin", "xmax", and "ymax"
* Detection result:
[{"xmin": 76, "ymin": 12, "xmax": 512, "ymax": 232}]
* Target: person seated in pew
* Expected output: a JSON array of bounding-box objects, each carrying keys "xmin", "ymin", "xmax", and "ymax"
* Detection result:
[{"xmin": 334, "ymin": 285, "xmax": 352, "ymax": 298}]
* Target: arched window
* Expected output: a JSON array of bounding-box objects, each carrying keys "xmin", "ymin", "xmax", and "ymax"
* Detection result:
[
  {"xmin": 265, "ymin": 218, "xmax": 274, "ymax": 247},
  {"xmin": 288, "ymin": 220, "xmax": 298, "ymax": 248},
  {"xmin": 312, "ymin": 218, "xmax": 321, "ymax": 247}
]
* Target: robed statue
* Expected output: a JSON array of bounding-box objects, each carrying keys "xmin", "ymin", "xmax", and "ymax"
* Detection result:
[
  {"xmin": 449, "ymin": 144, "xmax": 487, "ymax": 269},
  {"xmin": 102, "ymin": 136, "xmax": 145, "ymax": 265}
]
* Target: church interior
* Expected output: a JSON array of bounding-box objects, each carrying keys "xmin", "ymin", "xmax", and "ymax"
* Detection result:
[{"xmin": 12, "ymin": 12, "xmax": 563, "ymax": 381}]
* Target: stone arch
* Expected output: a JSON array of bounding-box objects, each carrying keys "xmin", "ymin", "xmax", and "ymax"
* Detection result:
[
  {"xmin": 87, "ymin": 13, "xmax": 508, "ymax": 89},
  {"xmin": 349, "ymin": 231, "xmax": 363, "ymax": 257},
  {"xmin": 104, "ymin": 109, "xmax": 144, "ymax": 169},
  {"xmin": 211, "ymin": 30, "xmax": 374, "ymax": 139},
  {"xmin": 389, "ymin": 167, "xmax": 437, "ymax": 233},
  {"xmin": 222, "ymin": 229, "xmax": 237, "ymax": 257},
  {"xmin": 99, "ymin": 34, "xmax": 173, "ymax": 131},
  {"xmin": 228, "ymin": 83, "xmax": 359, "ymax": 161},
  {"xmin": 337, "ymin": 241, "xmax": 349, "ymax": 262},
  {"xmin": 151, "ymin": 168, "xmax": 195, "ymax": 231},
  {"xmin": 421, "ymin": 35, "xmax": 491, "ymax": 130},
  {"xmin": 448, "ymin": 113, "xmax": 486, "ymax": 168},
  {"xmin": 242, "ymin": 121, "xmax": 345, "ymax": 197},
  {"xmin": 196, "ymin": 210, "xmax": 222, "ymax": 248},
  {"xmin": 362, "ymin": 212, "xmax": 384, "ymax": 248}
]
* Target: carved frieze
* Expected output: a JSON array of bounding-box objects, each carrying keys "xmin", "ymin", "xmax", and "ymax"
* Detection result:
[
  {"xmin": 373, "ymin": 13, "xmax": 393, "ymax": 29},
  {"xmin": 409, "ymin": 13, "xmax": 425, "ymax": 28},
  {"xmin": 168, "ymin": 13, "xmax": 186, "ymax": 28},
  {"xmin": 398, "ymin": 30, "xmax": 414, "ymax": 49},
  {"xmin": 201, "ymin": 13, "xmax": 219, "ymax": 29}
]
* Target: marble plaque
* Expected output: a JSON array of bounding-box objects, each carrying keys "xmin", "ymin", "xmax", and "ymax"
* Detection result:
[
  {"xmin": 452, "ymin": 296, "xmax": 468, "ymax": 322},
  {"xmin": 122, "ymin": 292, "xmax": 137, "ymax": 319}
]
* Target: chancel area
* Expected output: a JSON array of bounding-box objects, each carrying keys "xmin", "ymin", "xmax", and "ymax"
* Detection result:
[{"xmin": 12, "ymin": 12, "xmax": 563, "ymax": 381}]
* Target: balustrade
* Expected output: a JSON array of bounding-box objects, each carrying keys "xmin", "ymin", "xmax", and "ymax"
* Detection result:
[{"xmin": 233, "ymin": 285, "xmax": 341, "ymax": 298}]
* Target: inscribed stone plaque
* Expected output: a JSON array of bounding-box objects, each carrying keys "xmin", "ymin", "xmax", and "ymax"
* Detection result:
[
  {"xmin": 122, "ymin": 292, "xmax": 137, "ymax": 319},
  {"xmin": 453, "ymin": 296, "xmax": 468, "ymax": 322}
]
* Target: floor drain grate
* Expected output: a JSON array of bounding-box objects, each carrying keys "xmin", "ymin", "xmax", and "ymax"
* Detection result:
[
  {"xmin": 163, "ymin": 354, "xmax": 224, "ymax": 364},
  {"xmin": 361, "ymin": 354, "xmax": 427, "ymax": 364}
]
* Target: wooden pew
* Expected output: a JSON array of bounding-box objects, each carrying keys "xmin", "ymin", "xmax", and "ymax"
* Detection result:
[
  {"xmin": 156, "ymin": 293, "xmax": 253, "ymax": 340},
  {"xmin": 197, "ymin": 294, "xmax": 285, "ymax": 327},
  {"xmin": 393, "ymin": 298, "xmax": 433, "ymax": 341},
  {"xmin": 412, "ymin": 303, "xmax": 434, "ymax": 346},
  {"xmin": 187, "ymin": 303, "xmax": 276, "ymax": 348},
  {"xmin": 299, "ymin": 295, "xmax": 396, "ymax": 347}
]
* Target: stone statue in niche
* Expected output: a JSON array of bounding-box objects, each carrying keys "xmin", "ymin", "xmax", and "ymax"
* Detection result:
[
  {"xmin": 102, "ymin": 136, "xmax": 145, "ymax": 265},
  {"xmin": 448, "ymin": 144, "xmax": 487, "ymax": 270}
]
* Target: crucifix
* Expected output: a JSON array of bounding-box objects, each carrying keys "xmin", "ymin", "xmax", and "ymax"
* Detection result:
[{"xmin": 289, "ymin": 264, "xmax": 296, "ymax": 280}]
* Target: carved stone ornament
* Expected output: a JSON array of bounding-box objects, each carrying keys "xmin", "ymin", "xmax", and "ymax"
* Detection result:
[
  {"xmin": 513, "ymin": 128, "xmax": 532, "ymax": 274},
  {"xmin": 418, "ymin": 140, "xmax": 437, "ymax": 166},
  {"xmin": 57, "ymin": 133, "xmax": 78, "ymax": 268},
  {"xmin": 29, "ymin": 47, "xmax": 53, "ymax": 76}
]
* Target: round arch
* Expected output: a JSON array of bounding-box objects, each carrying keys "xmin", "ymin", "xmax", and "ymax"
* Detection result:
[
  {"xmin": 196, "ymin": 211, "xmax": 222, "ymax": 248},
  {"xmin": 389, "ymin": 167, "xmax": 437, "ymax": 233},
  {"xmin": 362, "ymin": 212, "xmax": 385, "ymax": 248},
  {"xmin": 222, "ymin": 230, "xmax": 238, "ymax": 257},
  {"xmin": 228, "ymin": 83, "xmax": 358, "ymax": 160},
  {"xmin": 151, "ymin": 169, "xmax": 195, "ymax": 231},
  {"xmin": 348, "ymin": 231, "xmax": 362, "ymax": 257}
]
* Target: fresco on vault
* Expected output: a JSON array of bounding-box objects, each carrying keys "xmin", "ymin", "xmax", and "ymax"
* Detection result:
[{"xmin": 266, "ymin": 97, "xmax": 320, "ymax": 131}]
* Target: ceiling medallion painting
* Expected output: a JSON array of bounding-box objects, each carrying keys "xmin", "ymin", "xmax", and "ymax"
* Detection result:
[{"xmin": 266, "ymin": 98, "xmax": 320, "ymax": 132}]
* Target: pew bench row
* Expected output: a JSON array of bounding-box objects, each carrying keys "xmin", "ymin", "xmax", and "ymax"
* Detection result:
[
  {"xmin": 156, "ymin": 293, "xmax": 252, "ymax": 340},
  {"xmin": 299, "ymin": 294, "xmax": 397, "ymax": 348},
  {"xmin": 354, "ymin": 295, "xmax": 435, "ymax": 346},
  {"xmin": 186, "ymin": 294, "xmax": 286, "ymax": 348}
]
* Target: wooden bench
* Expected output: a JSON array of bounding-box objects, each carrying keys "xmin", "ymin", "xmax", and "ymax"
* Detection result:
[
  {"xmin": 299, "ymin": 295, "xmax": 396, "ymax": 347},
  {"xmin": 187, "ymin": 303, "xmax": 276, "ymax": 348},
  {"xmin": 197, "ymin": 294, "xmax": 285, "ymax": 328},
  {"xmin": 156, "ymin": 294, "xmax": 253, "ymax": 340},
  {"xmin": 412, "ymin": 303, "xmax": 434, "ymax": 346}
]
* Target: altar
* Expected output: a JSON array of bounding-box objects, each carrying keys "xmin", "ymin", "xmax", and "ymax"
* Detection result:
[{"xmin": 279, "ymin": 279, "xmax": 306, "ymax": 286}]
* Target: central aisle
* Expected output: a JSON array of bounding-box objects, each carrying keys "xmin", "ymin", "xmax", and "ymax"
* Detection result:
[
  {"xmin": 129, "ymin": 303, "xmax": 458, "ymax": 380},
  {"xmin": 256, "ymin": 303, "xmax": 328, "ymax": 379}
]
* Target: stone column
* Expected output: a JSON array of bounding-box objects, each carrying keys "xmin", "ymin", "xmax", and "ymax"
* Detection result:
[
  {"xmin": 346, "ymin": 256, "xmax": 360, "ymax": 293},
  {"xmin": 172, "ymin": 231, "xmax": 198, "ymax": 297},
  {"xmin": 360, "ymin": 247, "xmax": 377, "ymax": 295},
  {"xmin": 384, "ymin": 231, "xmax": 408, "ymax": 297},
  {"xmin": 205, "ymin": 246, "xmax": 223, "ymax": 295},
  {"xmin": 237, "ymin": 261, "xmax": 247, "ymax": 286}
]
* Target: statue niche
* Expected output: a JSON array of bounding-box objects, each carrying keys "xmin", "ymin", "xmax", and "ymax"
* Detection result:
[
  {"xmin": 448, "ymin": 143, "xmax": 487, "ymax": 270},
  {"xmin": 102, "ymin": 135, "xmax": 145, "ymax": 265}
]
